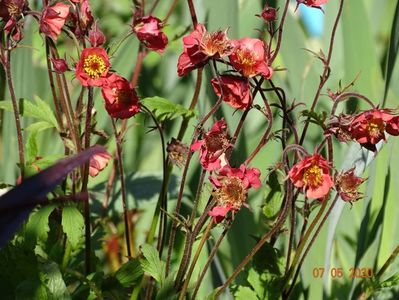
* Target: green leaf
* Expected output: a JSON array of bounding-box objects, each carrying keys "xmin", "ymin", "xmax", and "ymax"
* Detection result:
[
  {"xmin": 379, "ymin": 272, "xmax": 399, "ymax": 289},
  {"xmin": 25, "ymin": 205, "xmax": 57, "ymax": 248},
  {"xmin": 156, "ymin": 273, "xmax": 178, "ymax": 300},
  {"xmin": 0, "ymin": 97, "xmax": 58, "ymax": 129},
  {"xmin": 61, "ymin": 205, "xmax": 84, "ymax": 249},
  {"xmin": 139, "ymin": 244, "xmax": 165, "ymax": 284},
  {"xmin": 115, "ymin": 259, "xmax": 143, "ymax": 287},
  {"xmin": 16, "ymin": 279, "xmax": 49, "ymax": 300},
  {"xmin": 383, "ymin": 1, "xmax": 399, "ymax": 104},
  {"xmin": 25, "ymin": 121, "xmax": 55, "ymax": 133},
  {"xmin": 141, "ymin": 96, "xmax": 195, "ymax": 121},
  {"xmin": 234, "ymin": 286, "xmax": 259, "ymax": 300},
  {"xmin": 26, "ymin": 131, "xmax": 39, "ymax": 162},
  {"xmin": 40, "ymin": 260, "xmax": 70, "ymax": 300},
  {"xmin": 263, "ymin": 171, "xmax": 284, "ymax": 219}
]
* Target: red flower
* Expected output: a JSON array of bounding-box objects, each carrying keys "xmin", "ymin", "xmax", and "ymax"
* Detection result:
[
  {"xmin": 39, "ymin": 3, "xmax": 70, "ymax": 41},
  {"xmin": 211, "ymin": 75, "xmax": 252, "ymax": 110},
  {"xmin": 88, "ymin": 21, "xmax": 106, "ymax": 47},
  {"xmin": 385, "ymin": 115, "xmax": 399, "ymax": 136},
  {"xmin": 297, "ymin": 0, "xmax": 329, "ymax": 8},
  {"xmin": 101, "ymin": 73, "xmax": 141, "ymax": 119},
  {"xmin": 75, "ymin": 47, "xmax": 110, "ymax": 87},
  {"xmin": 51, "ymin": 57, "xmax": 69, "ymax": 73},
  {"xmin": 177, "ymin": 24, "xmax": 232, "ymax": 77},
  {"xmin": 133, "ymin": 16, "xmax": 168, "ymax": 53},
  {"xmin": 229, "ymin": 38, "xmax": 272, "ymax": 78},
  {"xmin": 208, "ymin": 164, "xmax": 261, "ymax": 223},
  {"xmin": 191, "ymin": 120, "xmax": 231, "ymax": 171},
  {"xmin": 89, "ymin": 151, "xmax": 112, "ymax": 177},
  {"xmin": 288, "ymin": 154, "xmax": 333, "ymax": 200},
  {"xmin": 335, "ymin": 168, "xmax": 366, "ymax": 202},
  {"xmin": 349, "ymin": 108, "xmax": 395, "ymax": 152}
]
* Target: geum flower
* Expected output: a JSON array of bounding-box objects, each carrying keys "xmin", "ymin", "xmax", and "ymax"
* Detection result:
[
  {"xmin": 209, "ymin": 164, "xmax": 261, "ymax": 223},
  {"xmin": 89, "ymin": 151, "xmax": 112, "ymax": 177},
  {"xmin": 296, "ymin": 0, "xmax": 329, "ymax": 9},
  {"xmin": 133, "ymin": 15, "xmax": 168, "ymax": 53},
  {"xmin": 334, "ymin": 168, "xmax": 366, "ymax": 203},
  {"xmin": 101, "ymin": 73, "xmax": 140, "ymax": 119},
  {"xmin": 75, "ymin": 47, "xmax": 110, "ymax": 87},
  {"xmin": 211, "ymin": 75, "xmax": 252, "ymax": 110},
  {"xmin": 349, "ymin": 108, "xmax": 396, "ymax": 152},
  {"xmin": 229, "ymin": 38, "xmax": 273, "ymax": 79},
  {"xmin": 39, "ymin": 3, "xmax": 70, "ymax": 41},
  {"xmin": 288, "ymin": 154, "xmax": 333, "ymax": 200},
  {"xmin": 177, "ymin": 23, "xmax": 232, "ymax": 76},
  {"xmin": 191, "ymin": 119, "xmax": 231, "ymax": 171},
  {"xmin": 0, "ymin": 0, "xmax": 27, "ymax": 41}
]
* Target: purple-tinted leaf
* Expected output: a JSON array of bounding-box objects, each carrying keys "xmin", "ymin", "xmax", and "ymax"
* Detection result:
[{"xmin": 0, "ymin": 145, "xmax": 106, "ymax": 248}]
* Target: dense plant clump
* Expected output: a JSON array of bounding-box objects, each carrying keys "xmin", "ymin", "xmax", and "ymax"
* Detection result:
[{"xmin": 1, "ymin": 0, "xmax": 399, "ymax": 299}]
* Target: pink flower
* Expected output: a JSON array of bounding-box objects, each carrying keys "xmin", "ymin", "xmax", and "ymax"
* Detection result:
[
  {"xmin": 133, "ymin": 15, "xmax": 168, "ymax": 53},
  {"xmin": 39, "ymin": 3, "xmax": 70, "ymax": 41},
  {"xmin": 75, "ymin": 47, "xmax": 110, "ymax": 87},
  {"xmin": 89, "ymin": 151, "xmax": 112, "ymax": 177},
  {"xmin": 51, "ymin": 58, "xmax": 69, "ymax": 73},
  {"xmin": 88, "ymin": 21, "xmax": 106, "ymax": 47},
  {"xmin": 229, "ymin": 38, "xmax": 272, "ymax": 78},
  {"xmin": 384, "ymin": 115, "xmax": 399, "ymax": 136},
  {"xmin": 177, "ymin": 24, "xmax": 232, "ymax": 76},
  {"xmin": 349, "ymin": 108, "xmax": 395, "ymax": 152},
  {"xmin": 297, "ymin": 0, "xmax": 329, "ymax": 8},
  {"xmin": 211, "ymin": 75, "xmax": 252, "ymax": 110},
  {"xmin": 335, "ymin": 168, "xmax": 366, "ymax": 202},
  {"xmin": 101, "ymin": 73, "xmax": 141, "ymax": 119},
  {"xmin": 191, "ymin": 120, "xmax": 231, "ymax": 171},
  {"xmin": 288, "ymin": 154, "xmax": 333, "ymax": 200},
  {"xmin": 208, "ymin": 164, "xmax": 261, "ymax": 223}
]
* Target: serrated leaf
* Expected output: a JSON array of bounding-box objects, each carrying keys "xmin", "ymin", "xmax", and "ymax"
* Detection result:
[
  {"xmin": 0, "ymin": 98, "xmax": 58, "ymax": 129},
  {"xmin": 263, "ymin": 171, "xmax": 284, "ymax": 219},
  {"xmin": 139, "ymin": 244, "xmax": 165, "ymax": 284},
  {"xmin": 61, "ymin": 205, "xmax": 84, "ymax": 249},
  {"xmin": 379, "ymin": 273, "xmax": 399, "ymax": 289},
  {"xmin": 115, "ymin": 259, "xmax": 143, "ymax": 287},
  {"xmin": 25, "ymin": 205, "xmax": 57, "ymax": 248},
  {"xmin": 141, "ymin": 96, "xmax": 195, "ymax": 121},
  {"xmin": 40, "ymin": 260, "xmax": 71, "ymax": 300},
  {"xmin": 26, "ymin": 131, "xmax": 39, "ymax": 162}
]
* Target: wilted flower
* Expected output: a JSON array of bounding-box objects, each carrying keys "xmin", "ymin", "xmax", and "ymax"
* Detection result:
[
  {"xmin": 326, "ymin": 114, "xmax": 355, "ymax": 143},
  {"xmin": 177, "ymin": 24, "xmax": 232, "ymax": 76},
  {"xmin": 88, "ymin": 21, "xmax": 106, "ymax": 47},
  {"xmin": 335, "ymin": 168, "xmax": 366, "ymax": 202},
  {"xmin": 51, "ymin": 58, "xmax": 69, "ymax": 73},
  {"xmin": 89, "ymin": 151, "xmax": 112, "ymax": 177},
  {"xmin": 208, "ymin": 164, "xmax": 261, "ymax": 223},
  {"xmin": 75, "ymin": 47, "xmax": 110, "ymax": 87},
  {"xmin": 39, "ymin": 3, "xmax": 70, "ymax": 41},
  {"xmin": 133, "ymin": 15, "xmax": 168, "ymax": 53},
  {"xmin": 349, "ymin": 108, "xmax": 395, "ymax": 152},
  {"xmin": 0, "ymin": 0, "xmax": 28, "ymax": 41},
  {"xmin": 211, "ymin": 75, "xmax": 252, "ymax": 110},
  {"xmin": 191, "ymin": 120, "xmax": 231, "ymax": 171},
  {"xmin": 384, "ymin": 115, "xmax": 399, "ymax": 137},
  {"xmin": 167, "ymin": 138, "xmax": 189, "ymax": 168},
  {"xmin": 288, "ymin": 154, "xmax": 333, "ymax": 200},
  {"xmin": 101, "ymin": 73, "xmax": 141, "ymax": 119},
  {"xmin": 229, "ymin": 38, "xmax": 272, "ymax": 78}
]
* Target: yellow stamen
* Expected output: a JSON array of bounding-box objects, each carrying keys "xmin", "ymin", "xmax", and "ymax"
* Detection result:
[
  {"xmin": 83, "ymin": 55, "xmax": 107, "ymax": 79},
  {"xmin": 303, "ymin": 164, "xmax": 323, "ymax": 187}
]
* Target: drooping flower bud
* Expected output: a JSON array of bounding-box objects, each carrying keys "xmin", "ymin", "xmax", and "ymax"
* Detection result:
[
  {"xmin": 51, "ymin": 58, "xmax": 69, "ymax": 73},
  {"xmin": 39, "ymin": 3, "xmax": 70, "ymax": 41},
  {"xmin": 88, "ymin": 21, "xmax": 106, "ymax": 47}
]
